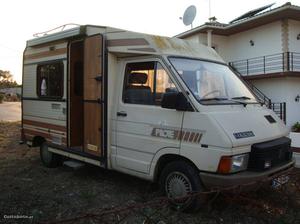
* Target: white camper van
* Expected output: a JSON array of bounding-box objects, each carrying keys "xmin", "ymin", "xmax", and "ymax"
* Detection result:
[{"xmin": 21, "ymin": 25, "xmax": 294, "ymax": 210}]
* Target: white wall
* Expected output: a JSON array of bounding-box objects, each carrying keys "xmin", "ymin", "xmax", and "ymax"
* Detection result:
[
  {"xmin": 210, "ymin": 35, "xmax": 229, "ymax": 61},
  {"xmin": 226, "ymin": 21, "xmax": 282, "ymax": 62},
  {"xmin": 182, "ymin": 21, "xmax": 282, "ymax": 63},
  {"xmin": 251, "ymin": 77, "xmax": 300, "ymax": 129},
  {"xmin": 184, "ymin": 33, "xmax": 206, "ymax": 44},
  {"xmin": 184, "ymin": 33, "xmax": 229, "ymax": 60},
  {"xmin": 289, "ymin": 19, "xmax": 300, "ymax": 52}
]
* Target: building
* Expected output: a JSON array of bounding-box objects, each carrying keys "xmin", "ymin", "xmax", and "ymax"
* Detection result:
[
  {"xmin": 0, "ymin": 87, "xmax": 21, "ymax": 96},
  {"xmin": 176, "ymin": 2, "xmax": 300, "ymax": 129}
]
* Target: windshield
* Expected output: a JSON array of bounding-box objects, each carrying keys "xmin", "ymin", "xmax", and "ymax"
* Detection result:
[{"xmin": 169, "ymin": 57, "xmax": 257, "ymax": 105}]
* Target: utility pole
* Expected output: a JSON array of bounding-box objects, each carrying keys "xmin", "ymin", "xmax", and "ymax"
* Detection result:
[{"xmin": 208, "ymin": 0, "xmax": 211, "ymax": 19}]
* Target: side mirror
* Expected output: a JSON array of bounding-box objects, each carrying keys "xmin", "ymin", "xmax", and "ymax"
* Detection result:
[{"xmin": 161, "ymin": 92, "xmax": 193, "ymax": 111}]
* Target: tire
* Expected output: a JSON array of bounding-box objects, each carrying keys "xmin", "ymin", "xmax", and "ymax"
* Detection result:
[
  {"xmin": 159, "ymin": 161, "xmax": 207, "ymax": 212},
  {"xmin": 40, "ymin": 142, "xmax": 61, "ymax": 168}
]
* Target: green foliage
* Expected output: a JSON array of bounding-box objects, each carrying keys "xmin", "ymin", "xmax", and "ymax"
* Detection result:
[
  {"xmin": 292, "ymin": 122, "xmax": 300, "ymax": 132},
  {"xmin": 0, "ymin": 70, "xmax": 18, "ymax": 88}
]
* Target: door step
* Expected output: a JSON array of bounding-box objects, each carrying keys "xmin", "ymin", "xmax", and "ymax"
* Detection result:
[{"xmin": 63, "ymin": 160, "xmax": 85, "ymax": 170}]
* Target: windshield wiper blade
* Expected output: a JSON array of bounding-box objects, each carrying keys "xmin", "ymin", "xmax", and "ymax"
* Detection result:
[
  {"xmin": 200, "ymin": 97, "xmax": 228, "ymax": 101},
  {"xmin": 231, "ymin": 96, "xmax": 262, "ymax": 106},
  {"xmin": 200, "ymin": 97, "xmax": 252, "ymax": 107},
  {"xmin": 229, "ymin": 99, "xmax": 248, "ymax": 107},
  {"xmin": 231, "ymin": 96, "xmax": 252, "ymax": 100}
]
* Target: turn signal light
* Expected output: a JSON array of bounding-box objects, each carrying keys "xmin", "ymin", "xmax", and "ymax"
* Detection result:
[
  {"xmin": 217, "ymin": 156, "xmax": 232, "ymax": 174},
  {"xmin": 217, "ymin": 154, "xmax": 249, "ymax": 174}
]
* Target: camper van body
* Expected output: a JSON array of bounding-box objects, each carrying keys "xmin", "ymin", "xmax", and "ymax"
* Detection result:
[{"xmin": 22, "ymin": 25, "xmax": 294, "ymax": 201}]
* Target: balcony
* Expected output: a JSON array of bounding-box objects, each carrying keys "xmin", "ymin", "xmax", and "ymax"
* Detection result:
[{"xmin": 229, "ymin": 52, "xmax": 300, "ymax": 78}]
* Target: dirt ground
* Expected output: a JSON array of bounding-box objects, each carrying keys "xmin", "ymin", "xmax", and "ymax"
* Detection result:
[
  {"xmin": 0, "ymin": 102, "xmax": 21, "ymax": 122},
  {"xmin": 0, "ymin": 122, "xmax": 300, "ymax": 224}
]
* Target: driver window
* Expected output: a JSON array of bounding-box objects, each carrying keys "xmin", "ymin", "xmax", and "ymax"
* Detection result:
[
  {"xmin": 123, "ymin": 61, "xmax": 178, "ymax": 106},
  {"xmin": 155, "ymin": 63, "xmax": 177, "ymax": 105}
]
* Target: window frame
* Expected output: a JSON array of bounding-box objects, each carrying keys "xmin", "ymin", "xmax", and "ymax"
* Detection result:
[
  {"xmin": 36, "ymin": 60, "xmax": 64, "ymax": 99},
  {"xmin": 122, "ymin": 60, "xmax": 179, "ymax": 107}
]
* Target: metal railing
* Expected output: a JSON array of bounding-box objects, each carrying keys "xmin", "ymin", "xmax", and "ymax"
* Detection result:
[
  {"xmin": 229, "ymin": 64, "xmax": 286, "ymax": 123},
  {"xmin": 248, "ymin": 82, "xmax": 272, "ymax": 108},
  {"xmin": 229, "ymin": 52, "xmax": 300, "ymax": 76},
  {"xmin": 230, "ymin": 64, "xmax": 272, "ymax": 108},
  {"xmin": 288, "ymin": 52, "xmax": 300, "ymax": 71},
  {"xmin": 271, "ymin": 102, "xmax": 286, "ymax": 124}
]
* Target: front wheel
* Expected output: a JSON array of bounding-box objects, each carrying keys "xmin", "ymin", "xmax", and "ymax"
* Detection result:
[
  {"xmin": 40, "ymin": 142, "xmax": 61, "ymax": 168},
  {"xmin": 159, "ymin": 161, "xmax": 207, "ymax": 211}
]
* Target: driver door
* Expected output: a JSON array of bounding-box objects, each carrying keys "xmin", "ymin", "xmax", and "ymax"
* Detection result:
[{"xmin": 115, "ymin": 59, "xmax": 184, "ymax": 174}]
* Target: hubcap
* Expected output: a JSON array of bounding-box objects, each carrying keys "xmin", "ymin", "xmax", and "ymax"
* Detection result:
[{"xmin": 165, "ymin": 172, "xmax": 193, "ymax": 206}]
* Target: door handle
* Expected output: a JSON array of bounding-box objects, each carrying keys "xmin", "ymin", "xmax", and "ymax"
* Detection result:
[{"xmin": 117, "ymin": 111, "xmax": 127, "ymax": 117}]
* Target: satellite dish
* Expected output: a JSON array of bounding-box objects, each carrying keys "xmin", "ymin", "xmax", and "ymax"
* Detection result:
[{"xmin": 182, "ymin": 5, "xmax": 197, "ymax": 27}]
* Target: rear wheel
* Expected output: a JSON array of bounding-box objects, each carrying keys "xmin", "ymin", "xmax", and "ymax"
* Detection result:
[
  {"xmin": 40, "ymin": 142, "xmax": 61, "ymax": 168},
  {"xmin": 159, "ymin": 161, "xmax": 207, "ymax": 211}
]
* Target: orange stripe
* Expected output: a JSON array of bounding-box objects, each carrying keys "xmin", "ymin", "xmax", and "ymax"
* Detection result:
[
  {"xmin": 291, "ymin": 147, "xmax": 300, "ymax": 153},
  {"xmin": 24, "ymin": 129, "xmax": 66, "ymax": 144},
  {"xmin": 24, "ymin": 48, "xmax": 67, "ymax": 60},
  {"xmin": 193, "ymin": 133, "xmax": 200, "ymax": 143},
  {"xmin": 189, "ymin": 132, "xmax": 195, "ymax": 142},
  {"xmin": 23, "ymin": 119, "xmax": 66, "ymax": 132},
  {"xmin": 184, "ymin": 132, "xmax": 190, "ymax": 141},
  {"xmin": 197, "ymin": 133, "xmax": 202, "ymax": 143}
]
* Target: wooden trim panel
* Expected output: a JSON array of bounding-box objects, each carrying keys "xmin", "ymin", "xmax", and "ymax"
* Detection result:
[{"xmin": 24, "ymin": 48, "xmax": 67, "ymax": 60}]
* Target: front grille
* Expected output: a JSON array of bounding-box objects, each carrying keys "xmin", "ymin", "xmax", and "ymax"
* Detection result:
[{"xmin": 248, "ymin": 137, "xmax": 292, "ymax": 171}]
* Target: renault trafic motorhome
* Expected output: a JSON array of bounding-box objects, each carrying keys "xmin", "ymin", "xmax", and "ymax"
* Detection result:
[{"xmin": 21, "ymin": 25, "xmax": 294, "ymax": 210}]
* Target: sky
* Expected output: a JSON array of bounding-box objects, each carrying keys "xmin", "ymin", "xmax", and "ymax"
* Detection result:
[{"xmin": 1, "ymin": 0, "xmax": 300, "ymax": 84}]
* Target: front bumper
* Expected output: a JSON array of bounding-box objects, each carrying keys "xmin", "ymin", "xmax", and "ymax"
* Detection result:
[{"xmin": 200, "ymin": 159, "xmax": 295, "ymax": 190}]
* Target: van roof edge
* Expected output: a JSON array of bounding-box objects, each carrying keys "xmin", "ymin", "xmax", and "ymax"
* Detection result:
[{"xmin": 26, "ymin": 26, "xmax": 86, "ymax": 47}]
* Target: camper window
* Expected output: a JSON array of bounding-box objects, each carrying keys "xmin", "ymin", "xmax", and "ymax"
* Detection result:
[
  {"xmin": 36, "ymin": 62, "xmax": 64, "ymax": 99},
  {"xmin": 123, "ymin": 61, "xmax": 177, "ymax": 106}
]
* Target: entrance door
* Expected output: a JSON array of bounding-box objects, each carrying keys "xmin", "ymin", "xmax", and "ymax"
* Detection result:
[
  {"xmin": 83, "ymin": 35, "xmax": 103, "ymax": 156},
  {"xmin": 69, "ymin": 41, "xmax": 84, "ymax": 148}
]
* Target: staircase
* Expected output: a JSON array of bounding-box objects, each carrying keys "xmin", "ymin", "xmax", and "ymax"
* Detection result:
[{"xmin": 230, "ymin": 65, "xmax": 286, "ymax": 123}]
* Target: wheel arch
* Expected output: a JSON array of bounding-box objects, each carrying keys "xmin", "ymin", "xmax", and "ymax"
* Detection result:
[
  {"xmin": 32, "ymin": 136, "xmax": 46, "ymax": 147},
  {"xmin": 152, "ymin": 153, "xmax": 199, "ymax": 183}
]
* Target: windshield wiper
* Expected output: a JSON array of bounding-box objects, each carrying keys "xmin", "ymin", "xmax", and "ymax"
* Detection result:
[
  {"xmin": 200, "ymin": 97, "xmax": 248, "ymax": 107},
  {"xmin": 229, "ymin": 99, "xmax": 248, "ymax": 107},
  {"xmin": 231, "ymin": 96, "xmax": 252, "ymax": 100},
  {"xmin": 200, "ymin": 97, "xmax": 228, "ymax": 101},
  {"xmin": 231, "ymin": 96, "xmax": 262, "ymax": 107},
  {"xmin": 199, "ymin": 97, "xmax": 252, "ymax": 107}
]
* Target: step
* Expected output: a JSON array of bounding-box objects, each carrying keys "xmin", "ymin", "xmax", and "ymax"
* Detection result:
[
  {"xmin": 63, "ymin": 160, "xmax": 85, "ymax": 170},
  {"xmin": 293, "ymin": 152, "xmax": 300, "ymax": 168}
]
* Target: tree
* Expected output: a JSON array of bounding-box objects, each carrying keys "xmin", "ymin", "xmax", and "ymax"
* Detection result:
[
  {"xmin": 0, "ymin": 70, "xmax": 18, "ymax": 88},
  {"xmin": 0, "ymin": 70, "xmax": 12, "ymax": 81}
]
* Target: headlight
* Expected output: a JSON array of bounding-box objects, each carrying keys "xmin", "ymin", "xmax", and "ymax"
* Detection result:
[{"xmin": 217, "ymin": 154, "xmax": 249, "ymax": 174}]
